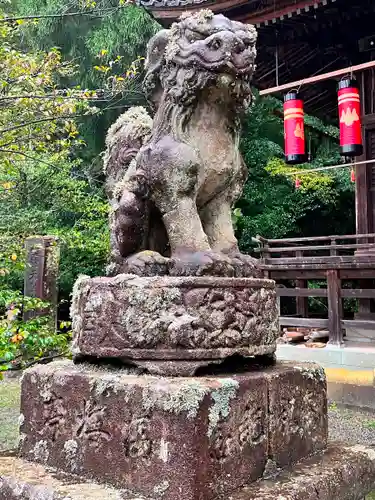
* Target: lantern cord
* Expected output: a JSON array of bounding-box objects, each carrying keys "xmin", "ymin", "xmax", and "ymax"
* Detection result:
[
  {"xmin": 284, "ymin": 158, "xmax": 375, "ymax": 177},
  {"xmin": 275, "ymin": 32, "xmax": 279, "ymax": 87},
  {"xmin": 260, "ymin": 60, "xmax": 375, "ymax": 96}
]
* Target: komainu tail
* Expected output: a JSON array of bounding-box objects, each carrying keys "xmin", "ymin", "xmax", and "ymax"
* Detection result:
[
  {"xmin": 103, "ymin": 106, "xmax": 153, "ymax": 275},
  {"xmin": 103, "ymin": 106, "xmax": 153, "ymax": 199}
]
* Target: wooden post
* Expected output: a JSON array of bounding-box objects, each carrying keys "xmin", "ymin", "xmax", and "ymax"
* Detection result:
[
  {"xmin": 296, "ymin": 280, "xmax": 308, "ymax": 317},
  {"xmin": 24, "ymin": 236, "xmax": 60, "ymax": 330},
  {"xmin": 355, "ymin": 71, "xmax": 375, "ymax": 318},
  {"xmin": 330, "ymin": 238, "xmax": 337, "ymax": 256},
  {"xmin": 327, "ymin": 270, "xmax": 343, "ymax": 346},
  {"xmin": 295, "ymin": 250, "xmax": 308, "ymax": 317}
]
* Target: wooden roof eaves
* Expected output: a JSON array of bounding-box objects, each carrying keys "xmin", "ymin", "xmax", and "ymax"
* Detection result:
[
  {"xmin": 240, "ymin": 0, "xmax": 336, "ymax": 27},
  {"xmin": 138, "ymin": 0, "xmax": 250, "ymax": 20},
  {"xmin": 141, "ymin": 0, "xmax": 336, "ymax": 25}
]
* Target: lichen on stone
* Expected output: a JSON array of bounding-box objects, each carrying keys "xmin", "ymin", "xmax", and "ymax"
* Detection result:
[
  {"xmin": 104, "ymin": 107, "xmax": 152, "ymax": 173},
  {"xmin": 207, "ymin": 378, "xmax": 239, "ymax": 437},
  {"xmin": 294, "ymin": 364, "xmax": 326, "ymax": 383},
  {"xmin": 142, "ymin": 380, "xmax": 208, "ymax": 419},
  {"xmin": 18, "ymin": 413, "xmax": 25, "ymax": 427},
  {"xmin": 180, "ymin": 9, "xmax": 214, "ymax": 22},
  {"xmin": 153, "ymin": 480, "xmax": 170, "ymax": 497},
  {"xmin": 112, "ymin": 159, "xmax": 137, "ymax": 200},
  {"xmin": 32, "ymin": 440, "xmax": 49, "ymax": 463},
  {"xmin": 107, "ymin": 106, "xmax": 152, "ymax": 142},
  {"xmin": 127, "ymin": 286, "xmax": 182, "ymax": 314},
  {"xmin": 70, "ymin": 274, "xmax": 90, "ymax": 318},
  {"xmin": 63, "ymin": 439, "xmax": 79, "ymax": 469}
]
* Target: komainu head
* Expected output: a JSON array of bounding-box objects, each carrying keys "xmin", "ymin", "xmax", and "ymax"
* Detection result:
[{"xmin": 143, "ymin": 10, "xmax": 257, "ymax": 109}]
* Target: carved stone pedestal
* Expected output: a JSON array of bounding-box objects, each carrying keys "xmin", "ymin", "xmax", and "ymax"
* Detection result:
[
  {"xmin": 18, "ymin": 361, "xmax": 327, "ymax": 500},
  {"xmin": 71, "ymin": 275, "xmax": 279, "ymax": 376}
]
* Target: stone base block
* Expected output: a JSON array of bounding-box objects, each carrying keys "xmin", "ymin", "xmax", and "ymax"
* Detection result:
[
  {"xmin": 19, "ymin": 361, "xmax": 327, "ymax": 500},
  {"xmin": 71, "ymin": 275, "xmax": 278, "ymax": 376},
  {"xmin": 2, "ymin": 446, "xmax": 375, "ymax": 500},
  {"xmin": 231, "ymin": 445, "xmax": 375, "ymax": 500}
]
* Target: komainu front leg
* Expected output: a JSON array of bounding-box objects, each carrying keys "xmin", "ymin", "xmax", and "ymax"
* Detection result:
[
  {"xmin": 200, "ymin": 195, "xmax": 260, "ymax": 278},
  {"xmin": 142, "ymin": 137, "xmax": 234, "ymax": 276}
]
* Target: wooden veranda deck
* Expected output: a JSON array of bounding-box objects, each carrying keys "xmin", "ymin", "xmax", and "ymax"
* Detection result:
[{"xmin": 254, "ymin": 234, "xmax": 375, "ymax": 345}]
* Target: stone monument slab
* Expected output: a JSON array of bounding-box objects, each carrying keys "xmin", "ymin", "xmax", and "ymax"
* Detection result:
[{"xmin": 24, "ymin": 236, "xmax": 60, "ymax": 328}]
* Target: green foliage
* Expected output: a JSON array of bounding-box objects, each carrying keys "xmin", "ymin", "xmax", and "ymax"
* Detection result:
[
  {"xmin": 0, "ymin": 154, "xmax": 109, "ymax": 295},
  {"xmin": 12, "ymin": 0, "xmax": 160, "ymax": 156},
  {"xmin": 0, "ymin": 289, "xmax": 71, "ymax": 375},
  {"xmin": 0, "ymin": 18, "xmax": 98, "ymax": 162},
  {"xmin": 266, "ymin": 157, "xmax": 335, "ymax": 204},
  {"xmin": 0, "ymin": 236, "xmax": 71, "ymax": 374}
]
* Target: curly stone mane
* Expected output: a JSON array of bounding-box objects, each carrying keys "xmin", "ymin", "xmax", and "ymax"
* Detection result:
[{"xmin": 143, "ymin": 10, "xmax": 256, "ymax": 142}]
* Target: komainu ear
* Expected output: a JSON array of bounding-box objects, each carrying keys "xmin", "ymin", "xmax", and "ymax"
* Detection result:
[{"xmin": 143, "ymin": 29, "xmax": 170, "ymax": 109}]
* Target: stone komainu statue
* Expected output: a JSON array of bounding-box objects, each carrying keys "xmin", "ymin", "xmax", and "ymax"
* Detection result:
[{"xmin": 104, "ymin": 10, "xmax": 260, "ymax": 277}]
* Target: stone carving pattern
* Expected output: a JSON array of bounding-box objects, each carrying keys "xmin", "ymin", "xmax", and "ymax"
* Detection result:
[
  {"xmin": 211, "ymin": 400, "xmax": 266, "ymax": 462},
  {"xmin": 123, "ymin": 414, "xmax": 153, "ymax": 459},
  {"xmin": 75, "ymin": 399, "xmax": 111, "ymax": 448},
  {"xmin": 276, "ymin": 386, "xmax": 322, "ymax": 440},
  {"xmin": 42, "ymin": 389, "xmax": 66, "ymax": 442},
  {"xmin": 80, "ymin": 285, "xmax": 277, "ymax": 350}
]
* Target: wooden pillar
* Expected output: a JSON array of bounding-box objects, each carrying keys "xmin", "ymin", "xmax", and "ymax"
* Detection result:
[
  {"xmin": 295, "ymin": 250, "xmax": 308, "ymax": 317},
  {"xmin": 24, "ymin": 236, "xmax": 60, "ymax": 330},
  {"xmin": 327, "ymin": 270, "xmax": 343, "ymax": 346},
  {"xmin": 296, "ymin": 279, "xmax": 308, "ymax": 317},
  {"xmin": 356, "ymin": 70, "xmax": 375, "ymax": 239},
  {"xmin": 356, "ymin": 71, "xmax": 375, "ymax": 319}
]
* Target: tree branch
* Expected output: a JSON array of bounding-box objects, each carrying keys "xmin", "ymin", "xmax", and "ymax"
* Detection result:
[
  {"xmin": 0, "ymin": 113, "xmax": 98, "ymax": 135},
  {"xmin": 0, "ymin": 90, "xmax": 144, "ymax": 102},
  {"xmin": 0, "ymin": 150, "xmax": 67, "ymax": 168},
  {"xmin": 1, "ymin": 353, "xmax": 66, "ymax": 371},
  {"xmin": 0, "ymin": 3, "xmax": 134, "ymax": 23}
]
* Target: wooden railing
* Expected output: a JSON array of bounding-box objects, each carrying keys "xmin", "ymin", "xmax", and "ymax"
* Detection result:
[
  {"xmin": 252, "ymin": 234, "xmax": 375, "ymax": 346},
  {"xmin": 253, "ymin": 233, "xmax": 375, "ymax": 264}
]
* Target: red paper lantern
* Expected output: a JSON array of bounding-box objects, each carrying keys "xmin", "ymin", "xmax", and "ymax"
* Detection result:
[
  {"xmin": 284, "ymin": 91, "xmax": 307, "ymax": 165},
  {"xmin": 338, "ymin": 79, "xmax": 363, "ymax": 157}
]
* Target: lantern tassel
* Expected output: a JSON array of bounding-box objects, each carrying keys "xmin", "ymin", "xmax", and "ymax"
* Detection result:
[
  {"xmin": 351, "ymin": 167, "xmax": 356, "ymax": 183},
  {"xmin": 295, "ymin": 177, "xmax": 301, "ymax": 188}
]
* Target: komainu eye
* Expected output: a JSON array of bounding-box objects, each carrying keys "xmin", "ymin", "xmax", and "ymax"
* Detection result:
[
  {"xmin": 186, "ymin": 29, "xmax": 206, "ymax": 43},
  {"xmin": 209, "ymin": 38, "xmax": 222, "ymax": 50}
]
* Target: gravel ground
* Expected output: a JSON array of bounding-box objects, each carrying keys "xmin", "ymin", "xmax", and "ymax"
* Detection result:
[{"xmin": 329, "ymin": 405, "xmax": 375, "ymax": 446}]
